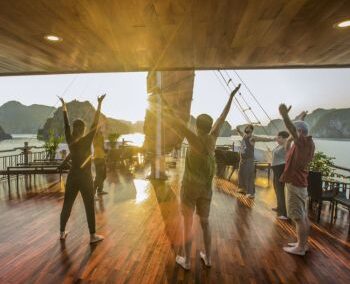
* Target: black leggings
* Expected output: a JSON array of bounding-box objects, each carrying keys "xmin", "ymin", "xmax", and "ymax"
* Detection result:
[
  {"xmin": 60, "ymin": 171, "xmax": 95, "ymax": 234},
  {"xmin": 272, "ymin": 164, "xmax": 287, "ymax": 217},
  {"xmin": 94, "ymin": 158, "xmax": 106, "ymax": 193}
]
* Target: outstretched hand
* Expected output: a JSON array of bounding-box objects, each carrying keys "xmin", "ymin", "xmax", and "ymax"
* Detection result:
[
  {"xmin": 295, "ymin": 110, "xmax": 308, "ymax": 121},
  {"xmin": 279, "ymin": 104, "xmax": 292, "ymax": 116},
  {"xmin": 230, "ymin": 84, "xmax": 241, "ymax": 97},
  {"xmin": 57, "ymin": 96, "xmax": 65, "ymax": 106},
  {"xmin": 97, "ymin": 94, "xmax": 106, "ymax": 104}
]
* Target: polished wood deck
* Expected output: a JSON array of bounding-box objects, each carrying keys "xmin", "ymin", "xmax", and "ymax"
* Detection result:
[{"xmin": 0, "ymin": 165, "xmax": 349, "ymax": 284}]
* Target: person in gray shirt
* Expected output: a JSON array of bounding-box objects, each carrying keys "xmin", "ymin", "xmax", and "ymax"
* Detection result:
[
  {"xmin": 271, "ymin": 131, "xmax": 291, "ymax": 219},
  {"xmin": 236, "ymin": 125, "xmax": 275, "ymax": 198}
]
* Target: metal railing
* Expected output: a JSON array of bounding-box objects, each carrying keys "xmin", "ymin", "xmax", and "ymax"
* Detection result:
[{"xmin": 0, "ymin": 142, "xmax": 47, "ymax": 180}]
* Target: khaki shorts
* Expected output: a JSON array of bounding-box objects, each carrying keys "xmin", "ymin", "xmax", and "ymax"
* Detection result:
[
  {"xmin": 285, "ymin": 183, "xmax": 308, "ymax": 221},
  {"xmin": 181, "ymin": 182, "xmax": 212, "ymax": 218}
]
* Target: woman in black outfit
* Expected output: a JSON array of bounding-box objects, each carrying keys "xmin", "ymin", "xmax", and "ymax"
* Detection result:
[{"xmin": 59, "ymin": 94, "xmax": 106, "ymax": 244}]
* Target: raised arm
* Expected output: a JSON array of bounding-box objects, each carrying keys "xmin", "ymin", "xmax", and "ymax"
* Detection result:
[
  {"xmin": 294, "ymin": 110, "xmax": 308, "ymax": 121},
  {"xmin": 169, "ymin": 115, "xmax": 203, "ymax": 150},
  {"xmin": 279, "ymin": 104, "xmax": 298, "ymax": 140},
  {"xmin": 236, "ymin": 126, "xmax": 244, "ymax": 137},
  {"xmin": 84, "ymin": 94, "xmax": 106, "ymax": 142},
  {"xmin": 58, "ymin": 97, "xmax": 72, "ymax": 144},
  {"xmin": 210, "ymin": 84, "xmax": 241, "ymax": 137},
  {"xmin": 160, "ymin": 95, "xmax": 203, "ymax": 150},
  {"xmin": 90, "ymin": 94, "xmax": 106, "ymax": 131},
  {"xmin": 285, "ymin": 136, "xmax": 293, "ymax": 151}
]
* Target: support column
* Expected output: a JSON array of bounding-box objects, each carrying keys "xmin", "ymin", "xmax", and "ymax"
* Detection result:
[{"xmin": 147, "ymin": 71, "xmax": 167, "ymax": 180}]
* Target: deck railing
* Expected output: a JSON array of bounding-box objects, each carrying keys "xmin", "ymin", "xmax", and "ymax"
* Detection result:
[{"xmin": 0, "ymin": 142, "xmax": 47, "ymax": 180}]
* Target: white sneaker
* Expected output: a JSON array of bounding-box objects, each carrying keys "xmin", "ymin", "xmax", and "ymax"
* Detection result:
[
  {"xmin": 288, "ymin": 242, "xmax": 310, "ymax": 252},
  {"xmin": 176, "ymin": 255, "xmax": 191, "ymax": 270},
  {"xmin": 277, "ymin": 216, "xmax": 288, "ymax": 220},
  {"xmin": 60, "ymin": 231, "xmax": 68, "ymax": 240},
  {"xmin": 283, "ymin": 246, "xmax": 306, "ymax": 256},
  {"xmin": 200, "ymin": 251, "xmax": 212, "ymax": 267},
  {"xmin": 246, "ymin": 194, "xmax": 255, "ymax": 199},
  {"xmin": 90, "ymin": 234, "xmax": 104, "ymax": 244}
]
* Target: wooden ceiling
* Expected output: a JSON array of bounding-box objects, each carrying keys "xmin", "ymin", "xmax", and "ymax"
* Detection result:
[{"xmin": 1, "ymin": 0, "xmax": 350, "ymax": 75}]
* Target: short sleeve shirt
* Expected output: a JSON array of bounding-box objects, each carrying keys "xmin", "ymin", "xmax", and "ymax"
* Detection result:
[{"xmin": 280, "ymin": 135, "xmax": 315, "ymax": 187}]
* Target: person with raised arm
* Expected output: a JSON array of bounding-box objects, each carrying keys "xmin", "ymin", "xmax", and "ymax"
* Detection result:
[
  {"xmin": 235, "ymin": 125, "xmax": 276, "ymax": 198},
  {"xmin": 93, "ymin": 129, "xmax": 108, "ymax": 198},
  {"xmin": 58, "ymin": 94, "xmax": 106, "ymax": 244},
  {"xmin": 279, "ymin": 104, "xmax": 314, "ymax": 256},
  {"xmin": 163, "ymin": 84, "xmax": 241, "ymax": 270},
  {"xmin": 270, "ymin": 111, "xmax": 307, "ymax": 219}
]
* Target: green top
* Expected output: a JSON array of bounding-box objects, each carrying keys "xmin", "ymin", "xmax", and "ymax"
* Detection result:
[{"xmin": 182, "ymin": 134, "xmax": 216, "ymax": 187}]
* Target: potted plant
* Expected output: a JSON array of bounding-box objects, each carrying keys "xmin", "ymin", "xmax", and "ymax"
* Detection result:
[
  {"xmin": 44, "ymin": 130, "xmax": 64, "ymax": 160},
  {"xmin": 308, "ymin": 151, "xmax": 335, "ymax": 199},
  {"xmin": 309, "ymin": 151, "xmax": 335, "ymax": 177}
]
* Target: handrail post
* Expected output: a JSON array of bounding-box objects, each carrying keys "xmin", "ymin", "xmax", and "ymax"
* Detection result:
[{"xmin": 23, "ymin": 142, "xmax": 29, "ymax": 165}]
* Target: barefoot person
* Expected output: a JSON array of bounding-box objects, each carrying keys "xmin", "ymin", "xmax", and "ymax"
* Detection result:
[
  {"xmin": 93, "ymin": 129, "xmax": 108, "ymax": 198},
  {"xmin": 59, "ymin": 95, "xmax": 106, "ymax": 244},
  {"xmin": 279, "ymin": 104, "xmax": 315, "ymax": 256},
  {"xmin": 163, "ymin": 84, "xmax": 241, "ymax": 270},
  {"xmin": 236, "ymin": 125, "xmax": 275, "ymax": 198}
]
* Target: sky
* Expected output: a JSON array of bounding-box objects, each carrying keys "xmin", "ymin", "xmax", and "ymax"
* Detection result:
[{"xmin": 0, "ymin": 69, "xmax": 349, "ymax": 125}]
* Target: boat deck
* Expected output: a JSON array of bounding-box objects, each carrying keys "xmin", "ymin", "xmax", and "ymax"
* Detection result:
[{"xmin": 0, "ymin": 164, "xmax": 349, "ymax": 284}]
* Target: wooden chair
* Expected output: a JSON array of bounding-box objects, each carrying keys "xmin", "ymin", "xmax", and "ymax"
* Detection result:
[
  {"xmin": 307, "ymin": 171, "xmax": 336, "ymax": 222},
  {"xmin": 214, "ymin": 149, "xmax": 239, "ymax": 179},
  {"xmin": 331, "ymin": 185, "xmax": 350, "ymax": 234}
]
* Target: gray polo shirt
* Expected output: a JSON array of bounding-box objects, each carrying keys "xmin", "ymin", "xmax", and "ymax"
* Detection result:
[{"xmin": 272, "ymin": 145, "xmax": 286, "ymax": 166}]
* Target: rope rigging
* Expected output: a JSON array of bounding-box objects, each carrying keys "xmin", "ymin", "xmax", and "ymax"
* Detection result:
[
  {"xmin": 213, "ymin": 70, "xmax": 274, "ymax": 154},
  {"xmin": 213, "ymin": 71, "xmax": 251, "ymax": 123},
  {"xmin": 221, "ymin": 70, "xmax": 263, "ymax": 127},
  {"xmin": 231, "ymin": 70, "xmax": 279, "ymax": 131},
  {"xmin": 38, "ymin": 75, "xmax": 79, "ymax": 131}
]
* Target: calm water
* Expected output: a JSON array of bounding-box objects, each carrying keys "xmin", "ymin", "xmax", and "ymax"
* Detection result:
[
  {"xmin": 0, "ymin": 134, "xmax": 144, "ymax": 158},
  {"xmin": 217, "ymin": 136, "xmax": 350, "ymax": 168},
  {"xmin": 0, "ymin": 134, "xmax": 349, "ymax": 168}
]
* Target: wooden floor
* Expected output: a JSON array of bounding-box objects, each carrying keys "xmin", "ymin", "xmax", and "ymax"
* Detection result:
[{"xmin": 0, "ymin": 163, "xmax": 350, "ymax": 284}]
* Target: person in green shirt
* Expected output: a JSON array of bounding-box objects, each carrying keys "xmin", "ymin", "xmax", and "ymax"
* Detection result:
[{"xmin": 164, "ymin": 84, "xmax": 241, "ymax": 270}]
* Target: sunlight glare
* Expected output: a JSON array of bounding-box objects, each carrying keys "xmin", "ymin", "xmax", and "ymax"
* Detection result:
[{"xmin": 134, "ymin": 179, "xmax": 149, "ymax": 204}]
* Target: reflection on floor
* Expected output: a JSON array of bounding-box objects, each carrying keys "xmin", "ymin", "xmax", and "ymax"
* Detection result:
[{"xmin": 0, "ymin": 164, "xmax": 349, "ymax": 283}]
